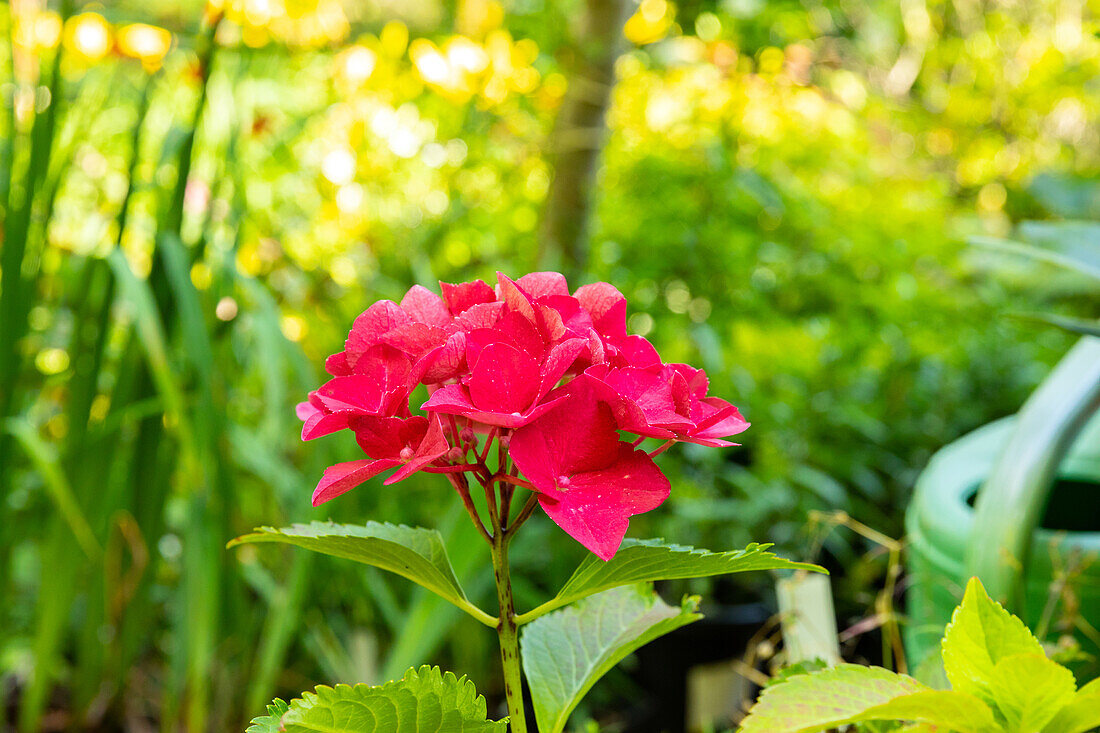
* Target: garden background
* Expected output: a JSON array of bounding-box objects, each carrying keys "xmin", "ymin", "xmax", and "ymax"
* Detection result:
[{"xmin": 1, "ymin": 0, "xmax": 1097, "ymax": 730}]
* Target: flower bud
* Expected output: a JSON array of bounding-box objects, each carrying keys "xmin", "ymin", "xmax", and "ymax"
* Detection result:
[
  {"xmin": 498, "ymin": 434, "xmax": 510, "ymax": 449},
  {"xmin": 557, "ymin": 475, "xmax": 571, "ymax": 488},
  {"xmin": 459, "ymin": 427, "xmax": 475, "ymax": 444},
  {"xmin": 399, "ymin": 447, "xmax": 415, "ymax": 461},
  {"xmin": 445, "ymin": 446, "xmax": 465, "ymax": 462}
]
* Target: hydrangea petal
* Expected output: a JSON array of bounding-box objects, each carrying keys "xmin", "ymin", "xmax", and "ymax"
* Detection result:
[
  {"xmin": 345, "ymin": 301, "xmax": 410, "ymax": 367},
  {"xmin": 536, "ymin": 444, "xmax": 670, "ymax": 560},
  {"xmin": 380, "ymin": 322, "xmax": 447, "ymax": 359},
  {"xmin": 510, "ymin": 376, "xmax": 624, "ymax": 483},
  {"xmin": 466, "ymin": 342, "xmax": 541, "ymax": 416},
  {"xmin": 516, "ymin": 271, "xmax": 570, "ymax": 298},
  {"xmin": 350, "ymin": 415, "xmax": 425, "ymax": 458},
  {"xmin": 422, "ymin": 384, "xmax": 566, "ymax": 428},
  {"xmin": 609, "ymin": 335, "xmax": 661, "ymax": 369},
  {"xmin": 496, "ymin": 272, "xmax": 537, "ymax": 320},
  {"xmin": 574, "ymin": 282, "xmax": 628, "ymax": 338},
  {"xmin": 453, "ymin": 301, "xmax": 505, "ymax": 331},
  {"xmin": 414, "ymin": 331, "xmax": 467, "ymax": 384},
  {"xmin": 312, "ymin": 459, "xmax": 400, "ymax": 505},
  {"xmin": 302, "ymin": 410, "xmax": 353, "ymax": 440},
  {"xmin": 384, "ymin": 415, "xmax": 450, "ymax": 484},
  {"xmin": 401, "ymin": 284, "xmax": 451, "ymax": 327},
  {"xmin": 440, "ymin": 279, "xmax": 496, "ymax": 314}
]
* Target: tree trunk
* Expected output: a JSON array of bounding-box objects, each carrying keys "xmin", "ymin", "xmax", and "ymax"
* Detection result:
[{"xmin": 539, "ymin": 0, "xmax": 629, "ymax": 276}]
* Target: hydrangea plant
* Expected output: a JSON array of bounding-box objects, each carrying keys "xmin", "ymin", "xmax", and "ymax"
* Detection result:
[{"xmin": 234, "ymin": 272, "xmax": 822, "ymax": 732}]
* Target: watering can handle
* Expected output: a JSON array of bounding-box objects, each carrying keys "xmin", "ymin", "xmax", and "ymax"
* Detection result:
[{"xmin": 966, "ymin": 336, "xmax": 1100, "ymax": 610}]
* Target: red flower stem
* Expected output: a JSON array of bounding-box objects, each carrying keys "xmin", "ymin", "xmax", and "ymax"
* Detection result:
[
  {"xmin": 631, "ymin": 435, "xmax": 646, "ymax": 447},
  {"xmin": 497, "ymin": 474, "xmax": 533, "ymax": 490},
  {"xmin": 446, "ymin": 414, "xmax": 463, "ymax": 449},
  {"xmin": 447, "ymin": 473, "xmax": 492, "ymax": 544},
  {"xmin": 648, "ymin": 439, "xmax": 675, "ymax": 458},
  {"xmin": 424, "ymin": 464, "xmax": 482, "ymax": 474},
  {"xmin": 490, "ymin": 525, "xmax": 528, "ymax": 733},
  {"xmin": 478, "ymin": 426, "xmax": 499, "ymax": 463},
  {"xmin": 472, "ymin": 461, "xmax": 495, "ymax": 484}
]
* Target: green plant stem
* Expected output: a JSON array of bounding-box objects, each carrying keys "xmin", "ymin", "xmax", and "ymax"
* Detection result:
[{"xmin": 490, "ymin": 528, "xmax": 528, "ymax": 733}]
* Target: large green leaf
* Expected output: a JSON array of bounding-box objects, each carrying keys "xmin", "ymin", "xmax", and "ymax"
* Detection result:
[
  {"xmin": 521, "ymin": 584, "xmax": 702, "ymax": 733},
  {"xmin": 515, "ymin": 538, "xmax": 823, "ymax": 622},
  {"xmin": 1042, "ymin": 678, "xmax": 1100, "ymax": 733},
  {"xmin": 229, "ymin": 522, "xmax": 495, "ymax": 627},
  {"xmin": 940, "ymin": 577, "xmax": 1045, "ymax": 709},
  {"xmin": 246, "ymin": 666, "xmax": 506, "ymax": 732},
  {"xmin": 988, "ymin": 653, "xmax": 1076, "ymax": 732},
  {"xmin": 739, "ymin": 665, "xmax": 998, "ymax": 733}
]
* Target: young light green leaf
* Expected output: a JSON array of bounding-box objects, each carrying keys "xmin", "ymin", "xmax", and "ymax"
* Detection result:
[
  {"xmin": 1041, "ymin": 678, "xmax": 1100, "ymax": 733},
  {"xmin": 250, "ymin": 666, "xmax": 506, "ymax": 732},
  {"xmin": 521, "ymin": 584, "xmax": 702, "ymax": 733},
  {"xmin": 228, "ymin": 521, "xmax": 496, "ymax": 627},
  {"xmin": 940, "ymin": 577, "xmax": 1045, "ymax": 708},
  {"xmin": 515, "ymin": 538, "xmax": 823, "ymax": 623},
  {"xmin": 859, "ymin": 691, "xmax": 1000, "ymax": 733},
  {"xmin": 988, "ymin": 653, "xmax": 1076, "ymax": 732},
  {"xmin": 739, "ymin": 665, "xmax": 999, "ymax": 733},
  {"xmin": 245, "ymin": 698, "xmax": 289, "ymax": 733}
]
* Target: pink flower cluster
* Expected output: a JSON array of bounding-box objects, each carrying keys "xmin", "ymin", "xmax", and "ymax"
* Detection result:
[{"xmin": 297, "ymin": 272, "xmax": 748, "ymax": 560}]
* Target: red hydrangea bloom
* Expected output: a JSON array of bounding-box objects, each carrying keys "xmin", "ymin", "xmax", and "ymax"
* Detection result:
[{"xmin": 298, "ymin": 272, "xmax": 749, "ymax": 560}]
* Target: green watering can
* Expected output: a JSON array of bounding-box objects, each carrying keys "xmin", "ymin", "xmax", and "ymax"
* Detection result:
[{"xmin": 905, "ymin": 336, "xmax": 1100, "ymax": 672}]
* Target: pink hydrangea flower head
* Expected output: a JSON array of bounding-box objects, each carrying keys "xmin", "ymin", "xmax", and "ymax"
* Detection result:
[{"xmin": 298, "ymin": 273, "xmax": 749, "ymax": 560}]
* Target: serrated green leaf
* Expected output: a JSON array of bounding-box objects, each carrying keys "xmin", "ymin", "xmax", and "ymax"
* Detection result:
[
  {"xmin": 739, "ymin": 666, "xmax": 999, "ymax": 733},
  {"xmin": 988, "ymin": 653, "xmax": 1076, "ymax": 732},
  {"xmin": 246, "ymin": 698, "xmax": 290, "ymax": 733},
  {"xmin": 1042, "ymin": 678, "xmax": 1100, "ymax": 733},
  {"xmin": 859, "ymin": 691, "xmax": 999, "ymax": 733},
  {"xmin": 940, "ymin": 577, "xmax": 1045, "ymax": 710},
  {"xmin": 516, "ymin": 538, "xmax": 823, "ymax": 622},
  {"xmin": 521, "ymin": 584, "xmax": 702, "ymax": 733},
  {"xmin": 228, "ymin": 522, "xmax": 495, "ymax": 627},
  {"xmin": 739, "ymin": 665, "xmax": 926, "ymax": 733},
  {"xmin": 253, "ymin": 666, "xmax": 506, "ymax": 732}
]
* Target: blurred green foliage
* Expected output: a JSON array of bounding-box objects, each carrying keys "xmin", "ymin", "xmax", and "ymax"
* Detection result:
[{"xmin": 1, "ymin": 0, "xmax": 1096, "ymax": 729}]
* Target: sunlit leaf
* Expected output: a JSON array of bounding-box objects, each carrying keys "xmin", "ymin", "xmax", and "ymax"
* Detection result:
[
  {"xmin": 988, "ymin": 653, "xmax": 1076, "ymax": 732},
  {"xmin": 1042, "ymin": 678, "xmax": 1100, "ymax": 733},
  {"xmin": 739, "ymin": 665, "xmax": 998, "ymax": 733},
  {"xmin": 940, "ymin": 577, "xmax": 1046, "ymax": 708}
]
